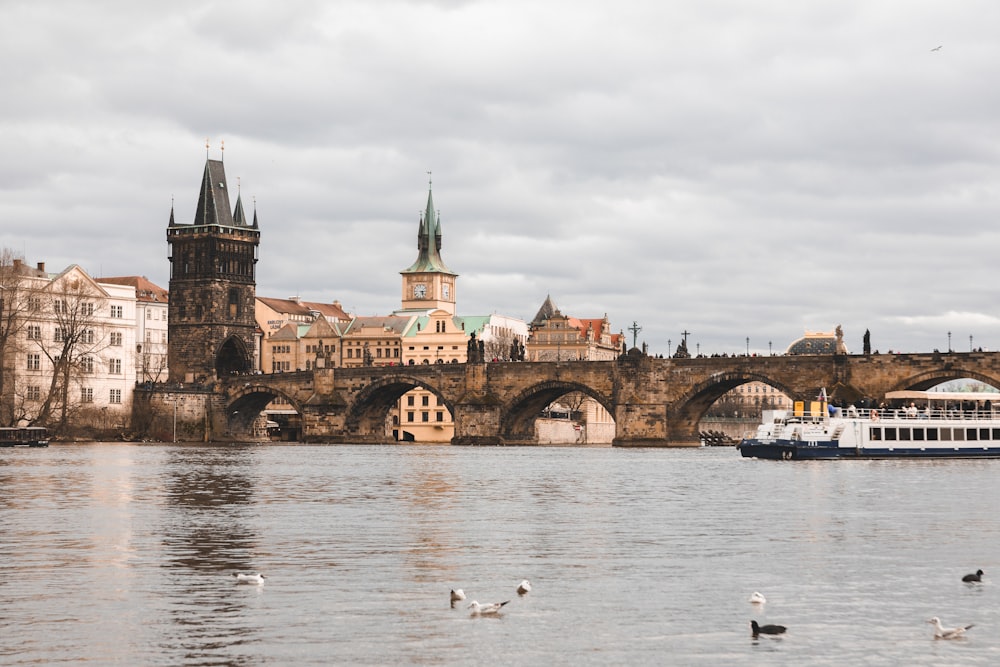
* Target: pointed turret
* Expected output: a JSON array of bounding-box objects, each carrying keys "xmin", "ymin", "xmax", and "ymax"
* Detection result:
[
  {"xmin": 402, "ymin": 185, "xmax": 453, "ymax": 274},
  {"xmin": 192, "ymin": 159, "xmax": 235, "ymax": 227},
  {"xmin": 233, "ymin": 193, "xmax": 247, "ymax": 225},
  {"xmin": 531, "ymin": 294, "xmax": 559, "ymax": 327}
]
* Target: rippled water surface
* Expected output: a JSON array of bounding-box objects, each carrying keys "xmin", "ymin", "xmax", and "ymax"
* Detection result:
[{"xmin": 2, "ymin": 443, "xmax": 999, "ymax": 665}]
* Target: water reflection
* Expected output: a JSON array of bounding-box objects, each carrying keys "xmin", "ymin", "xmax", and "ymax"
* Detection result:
[{"xmin": 157, "ymin": 444, "xmax": 265, "ymax": 666}]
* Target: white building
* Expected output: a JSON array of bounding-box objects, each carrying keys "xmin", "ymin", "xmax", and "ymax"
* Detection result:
[
  {"xmin": 3, "ymin": 261, "xmax": 137, "ymax": 432},
  {"xmin": 100, "ymin": 276, "xmax": 169, "ymax": 383}
]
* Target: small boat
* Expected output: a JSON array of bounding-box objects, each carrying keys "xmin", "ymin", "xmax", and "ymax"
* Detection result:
[
  {"xmin": 738, "ymin": 390, "xmax": 1000, "ymax": 460},
  {"xmin": 0, "ymin": 426, "xmax": 49, "ymax": 448}
]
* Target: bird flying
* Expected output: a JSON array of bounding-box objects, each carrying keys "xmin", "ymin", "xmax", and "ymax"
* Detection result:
[
  {"xmin": 931, "ymin": 45, "xmax": 943, "ymax": 51},
  {"xmin": 927, "ymin": 616, "xmax": 974, "ymax": 639}
]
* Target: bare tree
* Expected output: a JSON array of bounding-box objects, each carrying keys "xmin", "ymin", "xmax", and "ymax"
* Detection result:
[
  {"xmin": 483, "ymin": 328, "xmax": 518, "ymax": 362},
  {"xmin": 0, "ymin": 250, "xmax": 43, "ymax": 425},
  {"xmin": 31, "ymin": 272, "xmax": 110, "ymax": 432}
]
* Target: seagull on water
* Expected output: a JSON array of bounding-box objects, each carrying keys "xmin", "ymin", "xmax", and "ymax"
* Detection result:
[
  {"xmin": 232, "ymin": 572, "xmax": 266, "ymax": 585},
  {"xmin": 468, "ymin": 600, "xmax": 510, "ymax": 616},
  {"xmin": 927, "ymin": 616, "xmax": 974, "ymax": 639},
  {"xmin": 751, "ymin": 620, "xmax": 786, "ymax": 637},
  {"xmin": 517, "ymin": 580, "xmax": 531, "ymax": 595},
  {"xmin": 748, "ymin": 591, "xmax": 766, "ymax": 604},
  {"xmin": 450, "ymin": 589, "xmax": 466, "ymax": 607},
  {"xmin": 962, "ymin": 569, "xmax": 984, "ymax": 583}
]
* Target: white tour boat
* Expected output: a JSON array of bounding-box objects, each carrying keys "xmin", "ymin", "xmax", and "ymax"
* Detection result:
[{"xmin": 738, "ymin": 390, "xmax": 1000, "ymax": 460}]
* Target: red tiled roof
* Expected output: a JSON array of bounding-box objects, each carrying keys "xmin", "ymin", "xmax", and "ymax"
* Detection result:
[
  {"xmin": 257, "ymin": 296, "xmax": 350, "ymax": 321},
  {"xmin": 98, "ymin": 276, "xmax": 169, "ymax": 303}
]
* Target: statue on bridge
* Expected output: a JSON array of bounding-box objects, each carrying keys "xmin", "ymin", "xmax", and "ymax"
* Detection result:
[{"xmin": 467, "ymin": 331, "xmax": 482, "ymax": 363}]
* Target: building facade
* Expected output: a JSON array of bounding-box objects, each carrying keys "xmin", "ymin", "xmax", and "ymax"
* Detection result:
[
  {"xmin": 0, "ymin": 260, "xmax": 137, "ymax": 432},
  {"xmin": 99, "ymin": 276, "xmax": 169, "ymax": 383}
]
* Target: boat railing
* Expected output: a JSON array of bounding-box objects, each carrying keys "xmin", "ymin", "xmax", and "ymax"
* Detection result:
[{"xmin": 838, "ymin": 407, "xmax": 1000, "ymax": 422}]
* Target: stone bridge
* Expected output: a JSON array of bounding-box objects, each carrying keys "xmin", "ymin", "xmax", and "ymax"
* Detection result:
[{"xmin": 192, "ymin": 350, "xmax": 1000, "ymax": 446}]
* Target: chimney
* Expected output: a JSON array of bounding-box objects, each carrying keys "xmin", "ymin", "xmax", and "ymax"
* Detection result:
[
  {"xmin": 36, "ymin": 262, "xmax": 45, "ymax": 272},
  {"xmin": 13, "ymin": 259, "xmax": 22, "ymax": 269}
]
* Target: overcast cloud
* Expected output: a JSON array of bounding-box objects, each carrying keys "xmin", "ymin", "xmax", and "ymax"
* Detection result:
[{"xmin": 3, "ymin": 0, "xmax": 1000, "ymax": 356}]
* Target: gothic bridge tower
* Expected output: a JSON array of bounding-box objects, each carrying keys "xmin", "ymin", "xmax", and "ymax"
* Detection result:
[{"xmin": 167, "ymin": 154, "xmax": 259, "ymax": 383}]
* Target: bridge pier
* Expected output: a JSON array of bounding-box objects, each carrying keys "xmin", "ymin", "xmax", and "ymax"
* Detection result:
[
  {"xmin": 611, "ymin": 402, "xmax": 701, "ymax": 447},
  {"xmin": 451, "ymin": 402, "xmax": 511, "ymax": 446}
]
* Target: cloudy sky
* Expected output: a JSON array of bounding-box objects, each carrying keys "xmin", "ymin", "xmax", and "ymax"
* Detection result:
[{"xmin": 3, "ymin": 0, "xmax": 1000, "ymax": 356}]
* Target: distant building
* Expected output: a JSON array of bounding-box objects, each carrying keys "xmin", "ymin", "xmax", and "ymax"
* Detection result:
[
  {"xmin": 525, "ymin": 295, "xmax": 619, "ymax": 442},
  {"xmin": 99, "ymin": 276, "xmax": 169, "ymax": 383},
  {"xmin": 0, "ymin": 260, "xmax": 137, "ymax": 432}
]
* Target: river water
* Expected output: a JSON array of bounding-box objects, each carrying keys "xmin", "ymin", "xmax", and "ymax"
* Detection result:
[{"xmin": 2, "ymin": 443, "xmax": 999, "ymax": 665}]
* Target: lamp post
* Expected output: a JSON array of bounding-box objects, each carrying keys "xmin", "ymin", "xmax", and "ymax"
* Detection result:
[
  {"xmin": 769, "ymin": 340, "xmax": 773, "ymax": 356},
  {"xmin": 948, "ymin": 331, "xmax": 952, "ymax": 352},
  {"xmin": 668, "ymin": 339, "xmax": 672, "ymax": 357},
  {"xmin": 172, "ymin": 397, "xmax": 177, "ymax": 443},
  {"xmin": 746, "ymin": 337, "xmax": 750, "ymax": 356},
  {"xmin": 970, "ymin": 335, "xmax": 974, "ymax": 352}
]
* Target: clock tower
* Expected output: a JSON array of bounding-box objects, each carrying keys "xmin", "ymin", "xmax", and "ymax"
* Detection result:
[{"xmin": 400, "ymin": 181, "xmax": 457, "ymax": 314}]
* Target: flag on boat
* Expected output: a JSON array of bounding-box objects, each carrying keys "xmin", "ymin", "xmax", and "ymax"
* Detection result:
[{"xmin": 817, "ymin": 387, "xmax": 828, "ymax": 401}]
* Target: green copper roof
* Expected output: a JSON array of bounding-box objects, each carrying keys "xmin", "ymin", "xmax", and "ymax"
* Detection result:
[{"xmin": 401, "ymin": 185, "xmax": 455, "ymax": 275}]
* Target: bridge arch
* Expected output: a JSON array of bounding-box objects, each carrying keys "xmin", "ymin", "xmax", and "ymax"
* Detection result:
[
  {"xmin": 670, "ymin": 371, "xmax": 798, "ymax": 436},
  {"xmin": 346, "ymin": 373, "xmax": 453, "ymax": 442},
  {"xmin": 888, "ymin": 367, "xmax": 1000, "ymax": 393},
  {"xmin": 500, "ymin": 380, "xmax": 614, "ymax": 444},
  {"xmin": 226, "ymin": 384, "xmax": 305, "ymax": 440}
]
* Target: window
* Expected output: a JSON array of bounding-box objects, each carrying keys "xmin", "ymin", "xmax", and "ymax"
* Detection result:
[
  {"xmin": 422, "ymin": 396, "xmax": 429, "ymax": 407},
  {"xmin": 110, "ymin": 389, "xmax": 122, "ymax": 404},
  {"xmin": 109, "ymin": 359, "xmax": 122, "ymax": 374},
  {"xmin": 81, "ymin": 388, "xmax": 94, "ymax": 403},
  {"xmin": 110, "ymin": 332, "xmax": 123, "ymax": 346},
  {"xmin": 27, "ymin": 354, "xmax": 40, "ymax": 370},
  {"xmin": 407, "ymin": 396, "xmax": 414, "ymax": 406},
  {"xmin": 82, "ymin": 302, "xmax": 94, "ymax": 316},
  {"xmin": 436, "ymin": 411, "xmax": 444, "ymax": 422},
  {"xmin": 407, "ymin": 412, "xmax": 415, "ymax": 422},
  {"xmin": 83, "ymin": 329, "xmax": 95, "ymax": 344},
  {"xmin": 110, "ymin": 305, "xmax": 123, "ymax": 318},
  {"xmin": 26, "ymin": 386, "xmax": 41, "ymax": 401},
  {"xmin": 54, "ymin": 300, "xmax": 66, "ymax": 314},
  {"xmin": 26, "ymin": 325, "xmax": 41, "ymax": 340},
  {"xmin": 422, "ymin": 412, "xmax": 429, "ymax": 422},
  {"xmin": 28, "ymin": 297, "xmax": 41, "ymax": 311},
  {"xmin": 81, "ymin": 357, "xmax": 94, "ymax": 373}
]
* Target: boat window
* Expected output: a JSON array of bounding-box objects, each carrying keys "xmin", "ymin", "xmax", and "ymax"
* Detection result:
[
  {"xmin": 980, "ymin": 428, "xmax": 990, "ymax": 441},
  {"xmin": 898, "ymin": 427, "xmax": 911, "ymax": 441},
  {"xmin": 884, "ymin": 428, "xmax": 897, "ymax": 441},
  {"xmin": 940, "ymin": 428, "xmax": 952, "ymax": 441},
  {"xmin": 993, "ymin": 428, "xmax": 1000, "ymax": 440},
  {"xmin": 869, "ymin": 427, "xmax": 882, "ymax": 441},
  {"xmin": 912, "ymin": 428, "xmax": 925, "ymax": 441},
  {"xmin": 953, "ymin": 428, "xmax": 965, "ymax": 441},
  {"xmin": 926, "ymin": 428, "xmax": 938, "ymax": 441},
  {"xmin": 966, "ymin": 428, "xmax": 978, "ymax": 441}
]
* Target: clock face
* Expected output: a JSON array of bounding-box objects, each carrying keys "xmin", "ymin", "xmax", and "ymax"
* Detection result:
[
  {"xmin": 442, "ymin": 283, "xmax": 450, "ymax": 299},
  {"xmin": 413, "ymin": 283, "xmax": 427, "ymax": 299}
]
